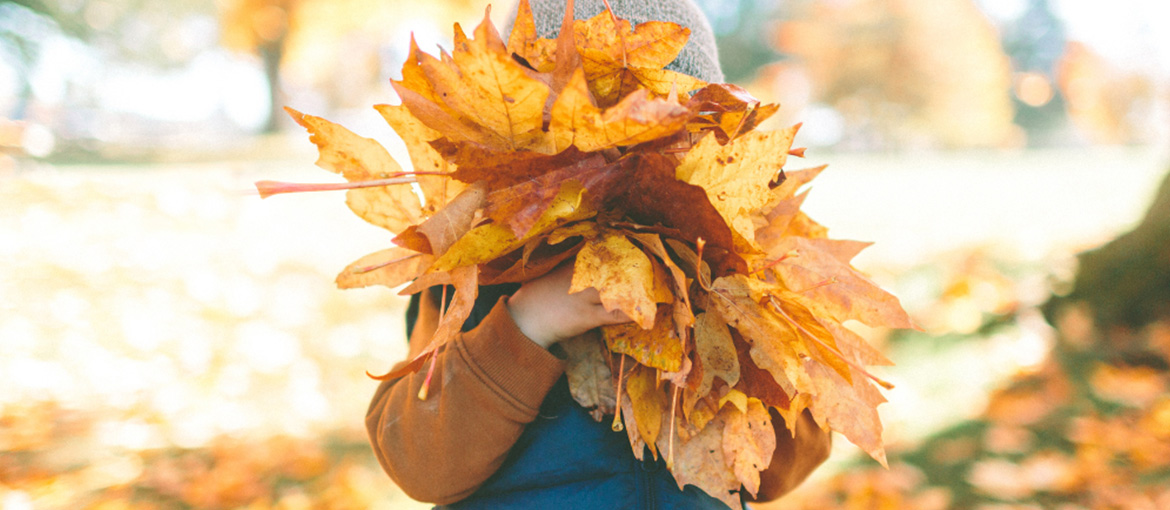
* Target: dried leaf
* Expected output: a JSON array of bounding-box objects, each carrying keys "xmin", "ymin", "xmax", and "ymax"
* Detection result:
[
  {"xmin": 373, "ymin": 103, "xmax": 465, "ymax": 213},
  {"xmin": 561, "ymin": 330, "xmax": 617, "ymax": 421},
  {"xmin": 625, "ymin": 364, "xmax": 666, "ymax": 459},
  {"xmin": 603, "ymin": 305, "xmax": 683, "ymax": 372},
  {"xmin": 571, "ymin": 229, "xmax": 661, "ymax": 329},
  {"xmin": 506, "ymin": 0, "xmax": 557, "ymax": 72},
  {"xmin": 803, "ymin": 355, "xmax": 889, "ymax": 467},
  {"xmin": 418, "ymin": 10, "xmax": 552, "ymax": 152},
  {"xmin": 771, "ymin": 236, "xmax": 915, "ymax": 329},
  {"xmin": 676, "ymin": 126, "xmax": 801, "ymax": 244},
  {"xmin": 335, "ymin": 248, "xmax": 431, "ymax": 290},
  {"xmin": 414, "ymin": 181, "xmax": 486, "ymax": 257},
  {"xmin": 286, "ymin": 107, "xmax": 424, "ymax": 233},
  {"xmin": 574, "ymin": 11, "xmax": 705, "ymax": 106},
  {"xmin": 550, "ymin": 69, "xmax": 691, "ymax": 152},
  {"xmin": 694, "ymin": 311, "xmax": 741, "ymax": 399},
  {"xmin": 709, "ymin": 274, "xmax": 807, "ymax": 397},
  {"xmin": 659, "ymin": 410, "xmax": 743, "ymax": 510},
  {"xmin": 722, "ymin": 398, "xmax": 776, "ymax": 497}
]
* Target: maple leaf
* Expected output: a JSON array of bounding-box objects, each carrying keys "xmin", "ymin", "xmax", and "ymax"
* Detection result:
[
  {"xmin": 335, "ymin": 248, "xmax": 431, "ymax": 290},
  {"xmin": 609, "ymin": 153, "xmax": 745, "ymax": 276},
  {"xmin": 686, "ymin": 84, "xmax": 780, "ymax": 143},
  {"xmin": 732, "ymin": 330, "xmax": 795, "ymax": 413},
  {"xmin": 481, "ymin": 152, "xmax": 607, "ymax": 239},
  {"xmin": 411, "ymin": 181, "xmax": 487, "ymax": 257},
  {"xmin": 627, "ymin": 232, "xmax": 696, "ymax": 340},
  {"xmin": 549, "ymin": 69, "xmax": 692, "ymax": 153},
  {"xmin": 676, "ymin": 125, "xmax": 801, "ymax": 246},
  {"xmin": 479, "ymin": 235, "xmax": 583, "ymax": 285},
  {"xmin": 658, "ymin": 410, "xmax": 743, "ymax": 510},
  {"xmin": 560, "ymin": 330, "xmax": 617, "ymax": 421},
  {"xmin": 286, "ymin": 107, "xmax": 424, "ymax": 234},
  {"xmin": 625, "ymin": 364, "xmax": 666, "ymax": 459},
  {"xmin": 693, "ymin": 311, "xmax": 741, "ymax": 401},
  {"xmin": 803, "ymin": 355, "xmax": 889, "ymax": 467},
  {"xmin": 708, "ymin": 274, "xmax": 806, "ymax": 398},
  {"xmin": 722, "ymin": 398, "xmax": 776, "ymax": 497},
  {"xmin": 602, "ymin": 305, "xmax": 683, "ymax": 372},
  {"xmin": 422, "ymin": 265, "xmax": 479, "ymax": 353},
  {"xmin": 571, "ymin": 229, "xmax": 661, "ymax": 329},
  {"xmin": 395, "ymin": 10, "xmax": 552, "ymax": 153},
  {"xmin": 573, "ymin": 9, "xmax": 706, "ymax": 106},
  {"xmin": 431, "ymin": 179, "xmax": 596, "ymax": 273},
  {"xmin": 768, "ymin": 236, "xmax": 915, "ymax": 329},
  {"xmin": 373, "ymin": 103, "xmax": 465, "ymax": 214},
  {"xmin": 505, "ymin": 0, "xmax": 557, "ymax": 72}
]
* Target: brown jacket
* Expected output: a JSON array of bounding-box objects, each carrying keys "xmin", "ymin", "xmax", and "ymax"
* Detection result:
[{"xmin": 366, "ymin": 290, "xmax": 832, "ymax": 505}]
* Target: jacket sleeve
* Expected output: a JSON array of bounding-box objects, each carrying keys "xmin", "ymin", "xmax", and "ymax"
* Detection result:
[
  {"xmin": 752, "ymin": 409, "xmax": 833, "ymax": 502},
  {"xmin": 366, "ymin": 290, "xmax": 566, "ymax": 505}
]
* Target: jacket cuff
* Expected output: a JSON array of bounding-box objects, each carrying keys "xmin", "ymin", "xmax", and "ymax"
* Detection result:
[{"xmin": 456, "ymin": 297, "xmax": 566, "ymax": 416}]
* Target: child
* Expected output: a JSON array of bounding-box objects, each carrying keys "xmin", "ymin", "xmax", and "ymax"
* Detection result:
[{"xmin": 366, "ymin": 1, "xmax": 833, "ymax": 508}]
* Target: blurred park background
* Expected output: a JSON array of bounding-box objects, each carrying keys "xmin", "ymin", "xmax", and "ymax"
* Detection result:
[{"xmin": 2, "ymin": 0, "xmax": 1169, "ymax": 508}]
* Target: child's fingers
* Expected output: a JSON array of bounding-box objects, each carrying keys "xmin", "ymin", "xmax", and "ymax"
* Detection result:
[{"xmin": 595, "ymin": 306, "xmax": 631, "ymax": 326}]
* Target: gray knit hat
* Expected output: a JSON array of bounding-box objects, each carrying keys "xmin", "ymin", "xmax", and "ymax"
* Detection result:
[{"xmin": 503, "ymin": 0, "xmax": 724, "ymax": 83}]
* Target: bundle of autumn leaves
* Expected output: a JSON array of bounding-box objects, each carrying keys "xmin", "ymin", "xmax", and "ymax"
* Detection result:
[{"xmin": 257, "ymin": 1, "xmax": 913, "ymax": 507}]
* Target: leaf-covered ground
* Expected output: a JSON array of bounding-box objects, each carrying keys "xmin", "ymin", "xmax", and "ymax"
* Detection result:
[{"xmin": 0, "ymin": 143, "xmax": 1165, "ymax": 509}]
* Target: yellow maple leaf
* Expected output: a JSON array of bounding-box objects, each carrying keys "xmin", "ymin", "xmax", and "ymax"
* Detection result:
[
  {"xmin": 373, "ymin": 103, "xmax": 466, "ymax": 214},
  {"xmin": 550, "ymin": 68, "xmax": 691, "ymax": 152},
  {"xmin": 571, "ymin": 229, "xmax": 661, "ymax": 329},
  {"xmin": 676, "ymin": 125, "xmax": 801, "ymax": 245},
  {"xmin": 285, "ymin": 107, "xmax": 423, "ymax": 234},
  {"xmin": 625, "ymin": 364, "xmax": 666, "ymax": 458},
  {"xmin": 602, "ymin": 305, "xmax": 683, "ymax": 372},
  {"xmin": 574, "ymin": 9, "xmax": 706, "ymax": 106}
]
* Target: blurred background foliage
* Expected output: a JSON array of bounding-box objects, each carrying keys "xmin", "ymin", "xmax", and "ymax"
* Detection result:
[{"xmin": 2, "ymin": 0, "xmax": 1170, "ymax": 509}]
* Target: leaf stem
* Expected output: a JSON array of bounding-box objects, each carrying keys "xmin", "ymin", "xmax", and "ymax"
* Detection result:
[
  {"xmin": 599, "ymin": 0, "xmax": 627, "ymax": 68},
  {"xmin": 751, "ymin": 249, "xmax": 799, "ymax": 276},
  {"xmin": 356, "ymin": 253, "xmax": 423, "ymax": 274},
  {"xmin": 612, "ymin": 354, "xmax": 627, "ymax": 432},
  {"xmin": 668, "ymin": 384, "xmax": 680, "ymax": 469},
  {"xmin": 254, "ymin": 171, "xmax": 450, "ymax": 199},
  {"xmin": 766, "ymin": 296, "xmax": 894, "ymax": 390},
  {"xmin": 419, "ymin": 285, "xmax": 451, "ymax": 400}
]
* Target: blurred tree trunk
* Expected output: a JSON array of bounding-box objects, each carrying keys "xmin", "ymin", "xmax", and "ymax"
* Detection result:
[
  {"xmin": 259, "ymin": 38, "xmax": 285, "ymax": 133},
  {"xmin": 220, "ymin": 0, "xmax": 296, "ymax": 133},
  {"xmin": 1046, "ymin": 164, "xmax": 1170, "ymax": 332}
]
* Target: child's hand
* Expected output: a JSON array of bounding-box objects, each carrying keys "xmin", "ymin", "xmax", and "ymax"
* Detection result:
[{"xmin": 506, "ymin": 262, "xmax": 631, "ymax": 348}]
